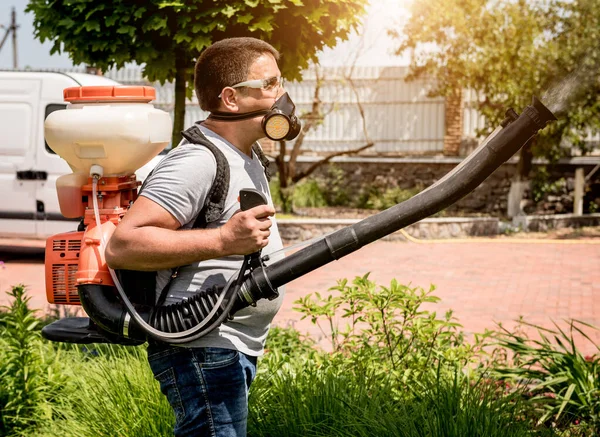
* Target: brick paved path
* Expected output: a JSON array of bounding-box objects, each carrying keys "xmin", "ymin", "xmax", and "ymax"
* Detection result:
[
  {"xmin": 1, "ymin": 239, "xmax": 599, "ymax": 355},
  {"xmin": 272, "ymin": 239, "xmax": 600, "ymax": 356}
]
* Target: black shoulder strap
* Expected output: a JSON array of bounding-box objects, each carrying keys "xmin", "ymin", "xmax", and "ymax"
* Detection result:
[
  {"xmin": 252, "ymin": 142, "xmax": 271, "ymax": 182},
  {"xmin": 181, "ymin": 125, "xmax": 231, "ymax": 229},
  {"xmin": 153, "ymin": 125, "xmax": 231, "ymax": 307}
]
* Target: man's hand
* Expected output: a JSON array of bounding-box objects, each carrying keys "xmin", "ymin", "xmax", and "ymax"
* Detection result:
[{"xmin": 219, "ymin": 204, "xmax": 275, "ymax": 255}]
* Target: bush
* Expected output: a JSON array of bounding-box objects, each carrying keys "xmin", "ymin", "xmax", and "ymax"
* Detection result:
[
  {"xmin": 319, "ymin": 165, "xmax": 351, "ymax": 207},
  {"xmin": 1, "ymin": 281, "xmax": 584, "ymax": 436},
  {"xmin": 530, "ymin": 166, "xmax": 567, "ymax": 203},
  {"xmin": 361, "ymin": 185, "xmax": 423, "ymax": 210},
  {"xmin": 293, "ymin": 274, "xmax": 481, "ymax": 390},
  {"xmin": 292, "ymin": 179, "xmax": 328, "ymax": 208},
  {"xmin": 248, "ymin": 275, "xmax": 557, "ymax": 436},
  {"xmin": 0, "ymin": 285, "xmax": 67, "ymax": 436}
]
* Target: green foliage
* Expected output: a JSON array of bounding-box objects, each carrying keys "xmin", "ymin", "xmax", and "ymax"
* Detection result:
[
  {"xmin": 269, "ymin": 176, "xmax": 284, "ymax": 209},
  {"xmin": 493, "ymin": 320, "xmax": 600, "ymax": 431},
  {"xmin": 0, "ymin": 285, "xmax": 67, "ymax": 436},
  {"xmin": 270, "ymin": 176, "xmax": 328, "ymax": 211},
  {"xmin": 270, "ymin": 170, "xmax": 423, "ymax": 212},
  {"xmin": 25, "ymin": 345, "xmax": 173, "ymax": 437},
  {"xmin": 403, "ymin": 367, "xmax": 555, "ymax": 437},
  {"xmin": 249, "ymin": 361, "xmax": 554, "ymax": 437},
  {"xmin": 318, "ymin": 165, "xmax": 351, "ymax": 207},
  {"xmin": 0, "ymin": 281, "xmax": 579, "ymax": 436},
  {"xmin": 362, "ymin": 185, "xmax": 423, "ymax": 210},
  {"xmin": 262, "ymin": 325, "xmax": 316, "ymax": 364},
  {"xmin": 290, "ymin": 179, "xmax": 328, "ymax": 208},
  {"xmin": 26, "ymin": 0, "xmax": 366, "ymax": 83},
  {"xmin": 294, "ymin": 274, "xmax": 478, "ymax": 387},
  {"xmin": 394, "ymin": 0, "xmax": 600, "ymax": 160},
  {"xmin": 531, "ymin": 166, "xmax": 568, "ymax": 203}
]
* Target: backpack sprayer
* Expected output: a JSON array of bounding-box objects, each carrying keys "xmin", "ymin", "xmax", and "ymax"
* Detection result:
[{"xmin": 41, "ymin": 85, "xmax": 557, "ymax": 346}]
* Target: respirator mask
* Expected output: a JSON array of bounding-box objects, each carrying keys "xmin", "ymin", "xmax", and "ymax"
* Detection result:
[{"xmin": 208, "ymin": 92, "xmax": 301, "ymax": 141}]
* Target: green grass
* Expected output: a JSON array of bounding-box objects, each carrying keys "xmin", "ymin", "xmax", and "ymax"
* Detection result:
[
  {"xmin": 248, "ymin": 362, "xmax": 554, "ymax": 437},
  {"xmin": 24, "ymin": 345, "xmax": 174, "ymax": 437}
]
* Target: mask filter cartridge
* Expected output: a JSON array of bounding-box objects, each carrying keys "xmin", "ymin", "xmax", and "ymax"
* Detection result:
[{"xmin": 262, "ymin": 93, "xmax": 301, "ymax": 141}]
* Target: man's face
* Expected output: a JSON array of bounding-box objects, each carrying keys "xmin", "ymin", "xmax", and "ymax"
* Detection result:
[{"xmin": 236, "ymin": 53, "xmax": 285, "ymax": 138}]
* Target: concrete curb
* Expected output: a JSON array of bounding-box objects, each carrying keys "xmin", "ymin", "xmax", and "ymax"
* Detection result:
[{"xmin": 278, "ymin": 214, "xmax": 600, "ymax": 244}]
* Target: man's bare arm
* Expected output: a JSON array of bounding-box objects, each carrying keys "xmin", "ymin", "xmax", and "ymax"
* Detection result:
[{"xmin": 105, "ymin": 196, "xmax": 274, "ymax": 271}]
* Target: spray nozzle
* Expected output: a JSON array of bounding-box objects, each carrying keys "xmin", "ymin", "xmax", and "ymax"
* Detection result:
[
  {"xmin": 531, "ymin": 96, "xmax": 558, "ymax": 127},
  {"xmin": 90, "ymin": 164, "xmax": 104, "ymax": 179}
]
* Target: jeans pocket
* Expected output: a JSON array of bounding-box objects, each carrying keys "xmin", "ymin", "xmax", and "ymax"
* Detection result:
[
  {"xmin": 153, "ymin": 367, "xmax": 186, "ymax": 424},
  {"xmin": 198, "ymin": 347, "xmax": 240, "ymax": 369}
]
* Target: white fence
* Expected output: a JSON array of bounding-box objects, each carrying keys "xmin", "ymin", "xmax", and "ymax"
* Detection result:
[
  {"xmin": 36, "ymin": 66, "xmax": 600, "ymax": 156},
  {"xmin": 101, "ymin": 65, "xmax": 447, "ymax": 155}
]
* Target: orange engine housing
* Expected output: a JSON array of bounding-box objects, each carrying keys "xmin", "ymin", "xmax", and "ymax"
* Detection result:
[
  {"xmin": 45, "ymin": 175, "xmax": 140, "ymax": 306},
  {"xmin": 45, "ymin": 231, "xmax": 84, "ymax": 305}
]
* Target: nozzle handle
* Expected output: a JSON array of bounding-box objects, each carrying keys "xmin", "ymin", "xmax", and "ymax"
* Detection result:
[
  {"xmin": 239, "ymin": 188, "xmax": 267, "ymax": 211},
  {"xmin": 238, "ymin": 188, "xmax": 268, "ymax": 270}
]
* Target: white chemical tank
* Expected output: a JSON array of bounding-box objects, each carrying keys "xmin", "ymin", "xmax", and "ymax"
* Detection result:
[
  {"xmin": 45, "ymin": 85, "xmax": 172, "ymax": 176},
  {"xmin": 45, "ymin": 86, "xmax": 172, "ymax": 217}
]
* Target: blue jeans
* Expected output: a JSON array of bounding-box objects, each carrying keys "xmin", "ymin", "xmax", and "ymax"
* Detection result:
[{"xmin": 147, "ymin": 344, "xmax": 258, "ymax": 437}]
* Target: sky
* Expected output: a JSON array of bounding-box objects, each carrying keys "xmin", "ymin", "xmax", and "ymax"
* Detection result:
[{"xmin": 0, "ymin": 0, "xmax": 411, "ymax": 70}]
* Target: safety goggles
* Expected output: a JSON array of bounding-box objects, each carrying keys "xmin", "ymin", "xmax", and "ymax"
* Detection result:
[{"xmin": 218, "ymin": 76, "xmax": 284, "ymax": 98}]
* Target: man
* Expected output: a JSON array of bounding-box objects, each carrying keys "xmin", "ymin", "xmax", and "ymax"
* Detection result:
[{"xmin": 106, "ymin": 37, "xmax": 291, "ymax": 437}]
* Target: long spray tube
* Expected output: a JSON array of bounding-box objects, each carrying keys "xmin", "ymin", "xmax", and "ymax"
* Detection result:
[{"xmin": 241, "ymin": 97, "xmax": 557, "ymax": 302}]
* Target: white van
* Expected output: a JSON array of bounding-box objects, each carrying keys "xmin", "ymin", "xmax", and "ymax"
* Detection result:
[{"xmin": 0, "ymin": 71, "xmax": 163, "ymax": 239}]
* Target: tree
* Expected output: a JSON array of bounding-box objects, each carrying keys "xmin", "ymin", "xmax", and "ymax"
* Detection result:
[
  {"xmin": 27, "ymin": 0, "xmax": 367, "ymax": 147},
  {"xmin": 391, "ymin": 0, "xmax": 600, "ymax": 214}
]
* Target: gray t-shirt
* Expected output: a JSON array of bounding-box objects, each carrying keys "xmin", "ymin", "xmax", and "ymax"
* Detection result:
[{"xmin": 140, "ymin": 124, "xmax": 285, "ymax": 356}]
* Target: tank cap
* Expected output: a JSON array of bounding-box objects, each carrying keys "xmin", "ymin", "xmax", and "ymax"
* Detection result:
[{"xmin": 64, "ymin": 86, "xmax": 156, "ymax": 103}]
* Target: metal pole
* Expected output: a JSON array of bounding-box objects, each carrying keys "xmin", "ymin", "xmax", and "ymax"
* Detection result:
[{"xmin": 11, "ymin": 7, "xmax": 17, "ymax": 69}]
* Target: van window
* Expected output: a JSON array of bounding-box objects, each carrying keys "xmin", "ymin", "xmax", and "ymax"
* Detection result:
[
  {"xmin": 45, "ymin": 104, "xmax": 67, "ymax": 154},
  {"xmin": 0, "ymin": 102, "xmax": 32, "ymax": 156}
]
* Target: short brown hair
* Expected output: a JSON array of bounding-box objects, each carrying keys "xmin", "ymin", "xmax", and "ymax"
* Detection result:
[{"xmin": 194, "ymin": 37, "xmax": 279, "ymax": 112}]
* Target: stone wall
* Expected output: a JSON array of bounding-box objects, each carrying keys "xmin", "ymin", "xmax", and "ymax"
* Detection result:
[
  {"xmin": 523, "ymin": 164, "xmax": 600, "ymax": 215},
  {"xmin": 278, "ymin": 160, "xmax": 600, "ymax": 218},
  {"xmin": 278, "ymin": 215, "xmax": 600, "ymax": 244},
  {"xmin": 277, "ymin": 217, "xmax": 500, "ymax": 245},
  {"xmin": 286, "ymin": 160, "xmax": 515, "ymax": 216}
]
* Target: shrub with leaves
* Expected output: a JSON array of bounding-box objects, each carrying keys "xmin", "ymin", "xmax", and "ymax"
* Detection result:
[
  {"xmin": 493, "ymin": 319, "xmax": 600, "ymax": 432},
  {"xmin": 362, "ymin": 185, "xmax": 423, "ymax": 210},
  {"xmin": 261, "ymin": 325, "xmax": 317, "ymax": 366},
  {"xmin": 0, "ymin": 285, "xmax": 66, "ymax": 435},
  {"xmin": 294, "ymin": 274, "xmax": 476, "ymax": 388}
]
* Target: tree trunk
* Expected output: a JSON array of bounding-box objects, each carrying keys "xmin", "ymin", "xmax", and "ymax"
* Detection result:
[
  {"xmin": 507, "ymin": 138, "xmax": 535, "ymax": 218},
  {"xmin": 171, "ymin": 55, "xmax": 188, "ymax": 148},
  {"xmin": 277, "ymin": 140, "xmax": 294, "ymax": 213}
]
